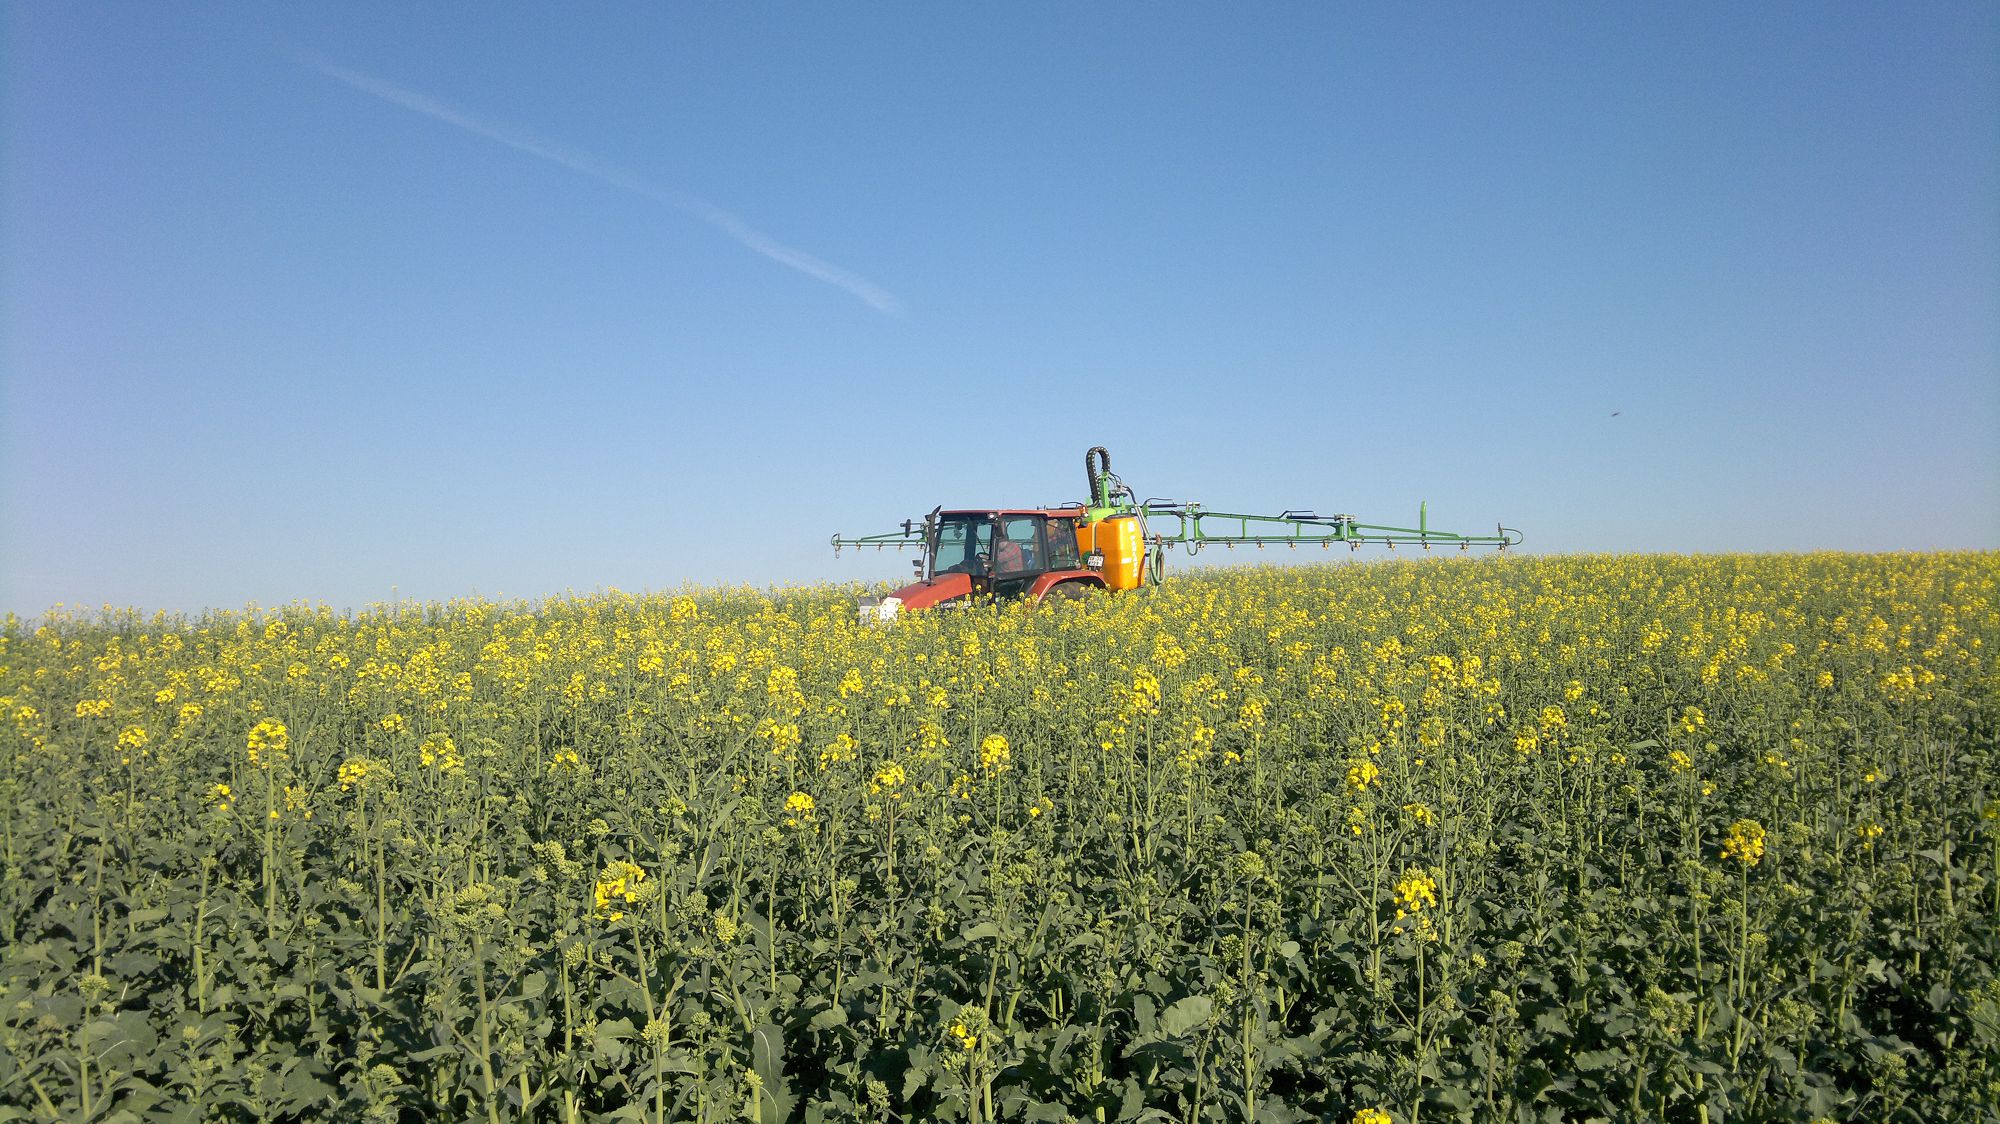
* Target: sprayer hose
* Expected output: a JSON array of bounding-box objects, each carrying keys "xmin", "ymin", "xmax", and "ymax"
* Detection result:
[{"xmin": 1085, "ymin": 447, "xmax": 1110, "ymax": 505}]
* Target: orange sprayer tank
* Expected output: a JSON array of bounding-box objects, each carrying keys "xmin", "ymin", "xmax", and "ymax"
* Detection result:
[{"xmin": 1077, "ymin": 515, "xmax": 1146, "ymax": 591}]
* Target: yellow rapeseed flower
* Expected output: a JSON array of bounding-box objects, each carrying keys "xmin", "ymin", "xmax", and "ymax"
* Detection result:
[
  {"xmin": 819, "ymin": 732, "xmax": 860, "ymax": 768},
  {"xmin": 1416, "ymin": 716, "xmax": 1446, "ymax": 749},
  {"xmin": 338, "ymin": 756, "xmax": 393, "ymax": 792},
  {"xmin": 870, "ymin": 761, "xmax": 908, "ymax": 799},
  {"xmin": 1393, "ymin": 867, "xmax": 1439, "ymax": 918},
  {"xmin": 246, "ymin": 718, "xmax": 289, "ymax": 767},
  {"xmin": 1346, "ymin": 759, "xmax": 1380, "ymax": 791},
  {"xmin": 419, "ymin": 733, "xmax": 463, "ymax": 772},
  {"xmin": 1379, "ymin": 697, "xmax": 1406, "ymax": 731},
  {"xmin": 1675, "ymin": 706, "xmax": 1706, "ymax": 737},
  {"xmin": 593, "ymin": 861, "xmax": 647, "ymax": 922},
  {"xmin": 1721, "ymin": 820, "xmax": 1766, "ymax": 867},
  {"xmin": 784, "ymin": 790, "xmax": 816, "ymax": 828},
  {"xmin": 946, "ymin": 1009, "xmax": 985, "ymax": 1052}
]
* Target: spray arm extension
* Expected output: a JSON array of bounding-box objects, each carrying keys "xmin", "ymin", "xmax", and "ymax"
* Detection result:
[
  {"xmin": 831, "ymin": 507, "xmax": 941, "ymax": 556},
  {"xmin": 1140, "ymin": 500, "xmax": 1522, "ymax": 553}
]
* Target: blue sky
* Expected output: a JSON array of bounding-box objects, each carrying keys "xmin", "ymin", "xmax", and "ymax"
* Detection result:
[{"xmin": 4, "ymin": 3, "xmax": 1996, "ymax": 615}]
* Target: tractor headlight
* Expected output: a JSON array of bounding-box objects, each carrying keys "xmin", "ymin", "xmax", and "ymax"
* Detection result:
[{"xmin": 858, "ymin": 596, "xmax": 902, "ymax": 625}]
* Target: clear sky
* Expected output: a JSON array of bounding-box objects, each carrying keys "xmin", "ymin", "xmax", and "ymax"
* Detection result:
[{"xmin": 4, "ymin": 3, "xmax": 1996, "ymax": 615}]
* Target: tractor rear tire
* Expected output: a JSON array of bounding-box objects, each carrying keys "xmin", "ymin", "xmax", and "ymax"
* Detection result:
[{"xmin": 1042, "ymin": 581, "xmax": 1098, "ymax": 605}]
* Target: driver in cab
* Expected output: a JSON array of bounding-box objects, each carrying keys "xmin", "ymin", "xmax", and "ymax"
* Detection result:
[{"xmin": 992, "ymin": 537, "xmax": 1028, "ymax": 574}]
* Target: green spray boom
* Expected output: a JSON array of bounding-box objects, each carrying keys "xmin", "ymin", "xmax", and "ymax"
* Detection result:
[{"xmin": 1081, "ymin": 446, "xmax": 1521, "ymax": 556}]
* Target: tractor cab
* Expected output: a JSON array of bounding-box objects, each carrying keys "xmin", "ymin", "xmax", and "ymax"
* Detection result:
[{"xmin": 859, "ymin": 509, "xmax": 1101, "ymax": 623}]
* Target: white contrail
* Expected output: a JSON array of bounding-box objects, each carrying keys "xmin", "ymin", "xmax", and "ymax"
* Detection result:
[{"xmin": 313, "ymin": 60, "xmax": 905, "ymax": 315}]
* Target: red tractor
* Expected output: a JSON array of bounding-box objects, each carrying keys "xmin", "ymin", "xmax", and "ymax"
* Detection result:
[{"xmin": 839, "ymin": 508, "xmax": 1108, "ymax": 623}]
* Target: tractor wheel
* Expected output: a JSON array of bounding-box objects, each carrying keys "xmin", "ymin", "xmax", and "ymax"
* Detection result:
[{"xmin": 1041, "ymin": 581, "xmax": 1098, "ymax": 605}]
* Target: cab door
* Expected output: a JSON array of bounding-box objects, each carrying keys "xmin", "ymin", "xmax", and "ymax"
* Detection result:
[{"xmin": 988, "ymin": 515, "xmax": 1048, "ymax": 600}]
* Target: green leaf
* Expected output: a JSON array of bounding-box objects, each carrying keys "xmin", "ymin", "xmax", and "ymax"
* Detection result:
[
  {"xmin": 593, "ymin": 1017, "xmax": 635, "ymax": 1063},
  {"xmin": 1428, "ymin": 1083, "xmax": 1475, "ymax": 1111},
  {"xmin": 1573, "ymin": 1049, "xmax": 1623, "ymax": 1071},
  {"xmin": 1134, "ymin": 993, "xmax": 1157, "ymax": 1036},
  {"xmin": 279, "ymin": 1064, "xmax": 336, "ymax": 1111},
  {"xmin": 751, "ymin": 1022, "xmax": 785, "ymax": 1087},
  {"xmin": 751, "ymin": 1022, "xmax": 794, "ymax": 1124},
  {"xmin": 1115, "ymin": 1078, "xmax": 1147, "ymax": 1121},
  {"xmin": 901, "ymin": 1047, "xmax": 932, "ymax": 1101},
  {"xmin": 1159, "ymin": 996, "xmax": 1212, "ymax": 1038},
  {"xmin": 808, "ymin": 1004, "xmax": 847, "ymax": 1030}
]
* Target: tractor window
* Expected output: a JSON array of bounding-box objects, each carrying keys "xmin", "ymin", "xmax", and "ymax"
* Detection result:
[
  {"xmin": 932, "ymin": 517, "xmax": 994, "ymax": 575},
  {"xmin": 994, "ymin": 516, "xmax": 1043, "ymax": 574},
  {"xmin": 1045, "ymin": 518, "xmax": 1082, "ymax": 569}
]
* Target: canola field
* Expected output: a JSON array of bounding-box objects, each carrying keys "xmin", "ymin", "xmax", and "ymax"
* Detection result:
[{"xmin": 2, "ymin": 553, "xmax": 1997, "ymax": 1123}]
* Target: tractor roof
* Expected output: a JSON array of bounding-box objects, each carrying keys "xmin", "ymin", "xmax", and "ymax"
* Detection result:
[{"xmin": 939, "ymin": 508, "xmax": 1085, "ymax": 519}]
